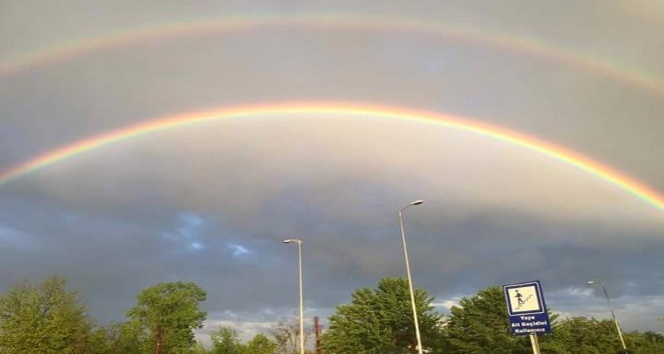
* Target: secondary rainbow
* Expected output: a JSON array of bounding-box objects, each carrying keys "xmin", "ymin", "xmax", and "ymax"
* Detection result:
[
  {"xmin": 1, "ymin": 102, "xmax": 663, "ymax": 212},
  {"xmin": 1, "ymin": 14, "xmax": 662, "ymax": 98}
]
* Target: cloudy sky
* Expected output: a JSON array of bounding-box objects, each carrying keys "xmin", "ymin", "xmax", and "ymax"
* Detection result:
[{"xmin": 1, "ymin": 0, "xmax": 663, "ymax": 342}]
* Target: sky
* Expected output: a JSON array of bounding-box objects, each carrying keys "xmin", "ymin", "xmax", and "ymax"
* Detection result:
[{"xmin": 1, "ymin": 0, "xmax": 663, "ymax": 344}]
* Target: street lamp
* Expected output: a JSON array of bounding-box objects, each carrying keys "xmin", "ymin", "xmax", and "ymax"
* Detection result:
[
  {"xmin": 587, "ymin": 280, "xmax": 627, "ymax": 352},
  {"xmin": 284, "ymin": 238, "xmax": 305, "ymax": 354},
  {"xmin": 399, "ymin": 199, "xmax": 424, "ymax": 354}
]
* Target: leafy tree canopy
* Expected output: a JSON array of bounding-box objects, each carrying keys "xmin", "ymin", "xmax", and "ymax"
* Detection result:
[
  {"xmin": 322, "ymin": 277, "xmax": 443, "ymax": 354},
  {"xmin": 0, "ymin": 274, "xmax": 89, "ymax": 354},
  {"xmin": 445, "ymin": 285, "xmax": 531, "ymax": 354},
  {"xmin": 127, "ymin": 281, "xmax": 207, "ymax": 354},
  {"xmin": 244, "ymin": 333, "xmax": 277, "ymax": 354},
  {"xmin": 211, "ymin": 326, "xmax": 242, "ymax": 354}
]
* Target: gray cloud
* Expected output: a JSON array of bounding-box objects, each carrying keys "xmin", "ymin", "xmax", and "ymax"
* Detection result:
[{"xmin": 1, "ymin": 0, "xmax": 663, "ymax": 339}]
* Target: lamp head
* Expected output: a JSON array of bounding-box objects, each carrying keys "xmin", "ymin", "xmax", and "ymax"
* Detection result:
[
  {"xmin": 283, "ymin": 238, "xmax": 301, "ymax": 244},
  {"xmin": 587, "ymin": 280, "xmax": 595, "ymax": 285},
  {"xmin": 410, "ymin": 200, "xmax": 424, "ymax": 206}
]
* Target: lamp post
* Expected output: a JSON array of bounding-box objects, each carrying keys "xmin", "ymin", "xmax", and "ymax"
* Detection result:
[
  {"xmin": 399, "ymin": 199, "xmax": 424, "ymax": 354},
  {"xmin": 284, "ymin": 239, "xmax": 305, "ymax": 354},
  {"xmin": 587, "ymin": 280, "xmax": 627, "ymax": 352}
]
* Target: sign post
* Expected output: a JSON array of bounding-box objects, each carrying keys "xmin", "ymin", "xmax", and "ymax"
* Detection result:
[
  {"xmin": 503, "ymin": 280, "xmax": 551, "ymax": 354},
  {"xmin": 528, "ymin": 333, "xmax": 541, "ymax": 354}
]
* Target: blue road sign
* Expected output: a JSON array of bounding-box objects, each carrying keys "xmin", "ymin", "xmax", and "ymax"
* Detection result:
[{"xmin": 503, "ymin": 280, "xmax": 552, "ymax": 336}]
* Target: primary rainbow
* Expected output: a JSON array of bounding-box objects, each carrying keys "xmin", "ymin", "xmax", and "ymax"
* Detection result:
[
  {"xmin": 1, "ymin": 102, "xmax": 663, "ymax": 213},
  {"xmin": 1, "ymin": 14, "xmax": 663, "ymax": 98}
]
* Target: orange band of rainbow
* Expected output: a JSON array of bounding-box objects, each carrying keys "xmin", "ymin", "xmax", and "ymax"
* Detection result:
[{"xmin": 1, "ymin": 102, "xmax": 662, "ymax": 212}]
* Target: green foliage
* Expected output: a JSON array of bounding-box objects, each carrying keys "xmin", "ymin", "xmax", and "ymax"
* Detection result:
[
  {"xmin": 542, "ymin": 317, "xmax": 622, "ymax": 354},
  {"xmin": 211, "ymin": 326, "xmax": 243, "ymax": 354},
  {"xmin": 444, "ymin": 286, "xmax": 530, "ymax": 354},
  {"xmin": 3, "ymin": 274, "xmax": 663, "ymax": 354},
  {"xmin": 322, "ymin": 277, "xmax": 443, "ymax": 354},
  {"xmin": 127, "ymin": 281, "xmax": 207, "ymax": 354},
  {"xmin": 625, "ymin": 331, "xmax": 664, "ymax": 354},
  {"xmin": 0, "ymin": 274, "xmax": 89, "ymax": 354},
  {"xmin": 192, "ymin": 342, "xmax": 211, "ymax": 354},
  {"xmin": 542, "ymin": 318, "xmax": 664, "ymax": 354},
  {"xmin": 103, "ymin": 321, "xmax": 144, "ymax": 354},
  {"xmin": 210, "ymin": 328, "xmax": 278, "ymax": 354},
  {"xmin": 244, "ymin": 333, "xmax": 277, "ymax": 354},
  {"xmin": 85, "ymin": 326, "xmax": 114, "ymax": 354}
]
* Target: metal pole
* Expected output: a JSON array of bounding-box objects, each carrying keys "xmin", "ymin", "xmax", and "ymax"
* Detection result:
[
  {"xmin": 602, "ymin": 283, "xmax": 627, "ymax": 352},
  {"xmin": 284, "ymin": 239, "xmax": 305, "ymax": 354},
  {"xmin": 529, "ymin": 333, "xmax": 541, "ymax": 354},
  {"xmin": 297, "ymin": 241, "xmax": 304, "ymax": 354},
  {"xmin": 399, "ymin": 201, "xmax": 424, "ymax": 354}
]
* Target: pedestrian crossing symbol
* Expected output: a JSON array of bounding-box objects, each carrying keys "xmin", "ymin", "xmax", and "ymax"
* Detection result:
[
  {"xmin": 503, "ymin": 280, "xmax": 551, "ymax": 335},
  {"xmin": 504, "ymin": 282, "xmax": 545, "ymax": 315}
]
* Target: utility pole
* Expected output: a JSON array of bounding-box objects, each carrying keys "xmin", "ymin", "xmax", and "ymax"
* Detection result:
[{"xmin": 314, "ymin": 316, "xmax": 323, "ymax": 354}]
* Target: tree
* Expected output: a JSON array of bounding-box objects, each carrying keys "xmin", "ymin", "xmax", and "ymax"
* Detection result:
[
  {"xmin": 625, "ymin": 331, "xmax": 664, "ymax": 354},
  {"xmin": 444, "ymin": 286, "xmax": 531, "ymax": 354},
  {"xmin": 127, "ymin": 281, "xmax": 207, "ymax": 354},
  {"xmin": 322, "ymin": 277, "xmax": 444, "ymax": 354},
  {"xmin": 270, "ymin": 318, "xmax": 314, "ymax": 354},
  {"xmin": 96, "ymin": 321, "xmax": 143, "ymax": 354},
  {"xmin": 545, "ymin": 317, "xmax": 630, "ymax": 354},
  {"xmin": 211, "ymin": 326, "xmax": 243, "ymax": 354},
  {"xmin": 0, "ymin": 274, "xmax": 89, "ymax": 354},
  {"xmin": 84, "ymin": 325, "xmax": 115, "ymax": 354},
  {"xmin": 243, "ymin": 333, "xmax": 277, "ymax": 354},
  {"xmin": 192, "ymin": 342, "xmax": 210, "ymax": 354},
  {"xmin": 210, "ymin": 327, "xmax": 278, "ymax": 354}
]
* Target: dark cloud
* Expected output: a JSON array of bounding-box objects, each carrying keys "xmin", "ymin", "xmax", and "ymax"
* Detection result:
[{"xmin": 1, "ymin": 0, "xmax": 663, "ymax": 338}]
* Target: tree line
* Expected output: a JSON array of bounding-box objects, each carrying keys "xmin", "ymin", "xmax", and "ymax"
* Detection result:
[
  {"xmin": 0, "ymin": 275, "xmax": 662, "ymax": 353},
  {"xmin": 0, "ymin": 275, "xmax": 308, "ymax": 354},
  {"xmin": 322, "ymin": 278, "xmax": 664, "ymax": 354}
]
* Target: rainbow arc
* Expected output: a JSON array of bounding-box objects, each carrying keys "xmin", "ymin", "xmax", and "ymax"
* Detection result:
[
  {"xmin": 1, "ymin": 102, "xmax": 662, "ymax": 212},
  {"xmin": 1, "ymin": 15, "xmax": 662, "ymax": 98}
]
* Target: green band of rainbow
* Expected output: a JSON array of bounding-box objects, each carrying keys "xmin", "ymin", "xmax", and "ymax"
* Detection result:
[{"xmin": 1, "ymin": 102, "xmax": 662, "ymax": 212}]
